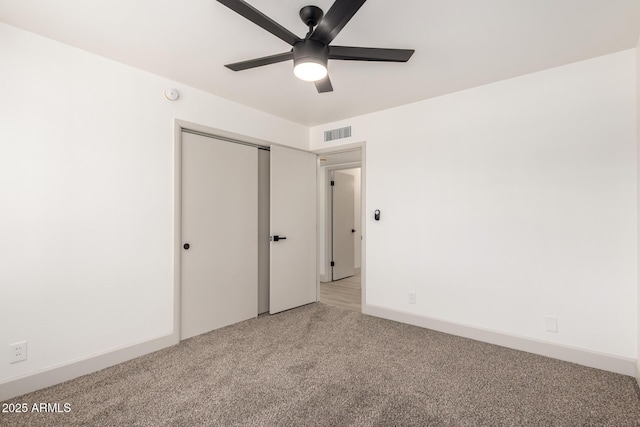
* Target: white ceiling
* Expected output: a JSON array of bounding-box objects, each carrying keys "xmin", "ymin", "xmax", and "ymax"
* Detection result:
[{"xmin": 1, "ymin": 1, "xmax": 639, "ymax": 126}]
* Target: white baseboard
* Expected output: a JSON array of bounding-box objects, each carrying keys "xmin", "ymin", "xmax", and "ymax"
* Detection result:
[
  {"xmin": 364, "ymin": 304, "xmax": 636, "ymax": 377},
  {"xmin": 0, "ymin": 333, "xmax": 176, "ymax": 402}
]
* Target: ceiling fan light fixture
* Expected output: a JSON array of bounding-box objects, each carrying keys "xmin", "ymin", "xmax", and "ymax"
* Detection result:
[
  {"xmin": 217, "ymin": 0, "xmax": 415, "ymax": 93},
  {"xmin": 293, "ymin": 60, "xmax": 327, "ymax": 82},
  {"xmin": 293, "ymin": 39, "xmax": 328, "ymax": 82}
]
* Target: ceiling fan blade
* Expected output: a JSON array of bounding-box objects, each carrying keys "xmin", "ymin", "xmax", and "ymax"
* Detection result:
[
  {"xmin": 329, "ymin": 46, "xmax": 414, "ymax": 62},
  {"xmin": 225, "ymin": 51, "xmax": 294, "ymax": 71},
  {"xmin": 315, "ymin": 76, "xmax": 333, "ymax": 93},
  {"xmin": 310, "ymin": 0, "xmax": 367, "ymax": 45},
  {"xmin": 217, "ymin": 0, "xmax": 301, "ymax": 46}
]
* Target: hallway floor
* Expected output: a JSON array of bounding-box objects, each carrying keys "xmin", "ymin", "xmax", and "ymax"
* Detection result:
[{"xmin": 320, "ymin": 272, "xmax": 361, "ymax": 312}]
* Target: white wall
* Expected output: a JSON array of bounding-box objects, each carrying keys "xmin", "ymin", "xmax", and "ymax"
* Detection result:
[
  {"xmin": 312, "ymin": 50, "xmax": 638, "ymax": 359},
  {"xmin": 0, "ymin": 23, "xmax": 308, "ymax": 384}
]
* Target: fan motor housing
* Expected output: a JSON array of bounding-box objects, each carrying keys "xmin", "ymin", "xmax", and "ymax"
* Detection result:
[{"xmin": 293, "ymin": 39, "xmax": 328, "ymax": 68}]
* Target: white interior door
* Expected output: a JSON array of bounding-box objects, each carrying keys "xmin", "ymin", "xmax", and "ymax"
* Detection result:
[
  {"xmin": 332, "ymin": 171, "xmax": 355, "ymax": 280},
  {"xmin": 181, "ymin": 132, "xmax": 257, "ymax": 340},
  {"xmin": 270, "ymin": 145, "xmax": 317, "ymax": 314}
]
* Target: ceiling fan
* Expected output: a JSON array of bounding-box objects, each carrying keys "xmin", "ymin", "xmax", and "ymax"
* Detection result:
[{"xmin": 216, "ymin": 0, "xmax": 415, "ymax": 93}]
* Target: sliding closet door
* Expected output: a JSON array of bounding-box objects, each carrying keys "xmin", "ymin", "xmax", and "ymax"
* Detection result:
[{"xmin": 180, "ymin": 132, "xmax": 258, "ymax": 340}]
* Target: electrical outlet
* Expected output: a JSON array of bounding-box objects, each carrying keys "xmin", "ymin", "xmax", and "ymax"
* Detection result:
[
  {"xmin": 408, "ymin": 292, "xmax": 416, "ymax": 304},
  {"xmin": 9, "ymin": 341, "xmax": 27, "ymax": 364},
  {"xmin": 545, "ymin": 316, "xmax": 558, "ymax": 333}
]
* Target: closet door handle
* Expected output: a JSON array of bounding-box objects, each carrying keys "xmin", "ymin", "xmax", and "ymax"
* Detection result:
[{"xmin": 271, "ymin": 235, "xmax": 287, "ymax": 242}]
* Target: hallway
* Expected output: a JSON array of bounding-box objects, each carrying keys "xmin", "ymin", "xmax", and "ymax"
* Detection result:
[{"xmin": 319, "ymin": 272, "xmax": 361, "ymax": 312}]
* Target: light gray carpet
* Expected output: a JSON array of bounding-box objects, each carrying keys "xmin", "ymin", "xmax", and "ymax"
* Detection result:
[{"xmin": 2, "ymin": 303, "xmax": 640, "ymax": 426}]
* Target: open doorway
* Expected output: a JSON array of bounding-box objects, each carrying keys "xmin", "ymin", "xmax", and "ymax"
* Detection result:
[{"xmin": 317, "ymin": 149, "xmax": 363, "ymax": 312}]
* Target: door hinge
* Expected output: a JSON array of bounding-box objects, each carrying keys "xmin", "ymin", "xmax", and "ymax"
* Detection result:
[
  {"xmin": 331, "ymin": 261, "xmax": 335, "ymax": 267},
  {"xmin": 330, "ymin": 180, "xmax": 335, "ymax": 186}
]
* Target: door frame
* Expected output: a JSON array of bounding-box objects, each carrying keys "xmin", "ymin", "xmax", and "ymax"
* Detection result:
[
  {"xmin": 313, "ymin": 143, "xmax": 366, "ymax": 313},
  {"xmin": 173, "ymin": 119, "xmax": 274, "ymax": 344}
]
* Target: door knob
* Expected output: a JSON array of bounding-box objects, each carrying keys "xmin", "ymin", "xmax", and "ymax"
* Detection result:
[
  {"xmin": 183, "ymin": 243, "xmax": 190, "ymax": 250},
  {"xmin": 352, "ymin": 229, "xmax": 356, "ymax": 233},
  {"xmin": 271, "ymin": 235, "xmax": 287, "ymax": 242}
]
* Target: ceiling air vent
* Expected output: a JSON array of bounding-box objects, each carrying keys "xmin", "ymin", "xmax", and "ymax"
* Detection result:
[{"xmin": 324, "ymin": 126, "xmax": 352, "ymax": 142}]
